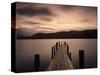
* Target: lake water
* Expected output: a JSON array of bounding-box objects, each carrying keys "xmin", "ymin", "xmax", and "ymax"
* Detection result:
[{"xmin": 16, "ymin": 39, "xmax": 97, "ymax": 72}]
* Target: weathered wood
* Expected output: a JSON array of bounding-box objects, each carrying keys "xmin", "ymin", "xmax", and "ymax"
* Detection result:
[
  {"xmin": 67, "ymin": 43, "xmax": 69, "ymax": 56},
  {"xmin": 52, "ymin": 47, "xmax": 54, "ymax": 59},
  {"xmin": 79, "ymin": 50, "xmax": 85, "ymax": 68},
  {"xmin": 34, "ymin": 54, "xmax": 40, "ymax": 71},
  {"xmin": 69, "ymin": 52, "xmax": 72, "ymax": 60},
  {"xmin": 48, "ymin": 42, "xmax": 74, "ymax": 70}
]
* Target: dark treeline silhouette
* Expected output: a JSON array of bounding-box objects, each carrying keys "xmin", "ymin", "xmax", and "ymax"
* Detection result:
[{"xmin": 17, "ymin": 29, "xmax": 97, "ymax": 39}]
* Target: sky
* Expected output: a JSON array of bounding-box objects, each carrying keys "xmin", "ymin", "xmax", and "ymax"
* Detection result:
[{"xmin": 12, "ymin": 2, "xmax": 97, "ymax": 36}]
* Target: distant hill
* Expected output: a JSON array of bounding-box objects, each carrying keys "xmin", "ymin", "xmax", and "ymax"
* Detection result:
[{"xmin": 17, "ymin": 29, "xmax": 97, "ymax": 39}]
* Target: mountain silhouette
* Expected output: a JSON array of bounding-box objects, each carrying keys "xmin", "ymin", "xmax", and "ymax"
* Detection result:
[{"xmin": 17, "ymin": 29, "xmax": 97, "ymax": 39}]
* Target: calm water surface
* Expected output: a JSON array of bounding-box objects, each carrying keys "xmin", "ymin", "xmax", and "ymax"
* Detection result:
[{"xmin": 16, "ymin": 39, "xmax": 97, "ymax": 72}]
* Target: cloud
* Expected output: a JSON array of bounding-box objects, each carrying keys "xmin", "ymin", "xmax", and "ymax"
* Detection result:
[
  {"xmin": 16, "ymin": 6, "xmax": 53, "ymax": 16},
  {"xmin": 22, "ymin": 20, "xmax": 40, "ymax": 25},
  {"xmin": 39, "ymin": 26, "xmax": 56, "ymax": 30},
  {"xmin": 59, "ymin": 5, "xmax": 76, "ymax": 11},
  {"xmin": 39, "ymin": 16, "xmax": 52, "ymax": 21},
  {"xmin": 59, "ymin": 5, "xmax": 97, "ymax": 12},
  {"xmin": 14, "ymin": 2, "xmax": 97, "ymax": 35},
  {"xmin": 79, "ymin": 19, "xmax": 92, "ymax": 23}
]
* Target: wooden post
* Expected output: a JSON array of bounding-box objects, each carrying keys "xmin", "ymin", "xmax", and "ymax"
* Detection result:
[
  {"xmin": 58, "ymin": 42, "xmax": 60, "ymax": 48},
  {"xmin": 67, "ymin": 43, "xmax": 69, "ymax": 56},
  {"xmin": 79, "ymin": 50, "xmax": 85, "ymax": 68},
  {"xmin": 34, "ymin": 54, "xmax": 40, "ymax": 71},
  {"xmin": 52, "ymin": 47, "xmax": 54, "ymax": 59},
  {"xmin": 69, "ymin": 52, "xmax": 72, "ymax": 60},
  {"xmin": 54, "ymin": 45, "xmax": 56, "ymax": 56},
  {"xmin": 56, "ymin": 42, "xmax": 58, "ymax": 51},
  {"xmin": 64, "ymin": 42, "xmax": 67, "ymax": 47}
]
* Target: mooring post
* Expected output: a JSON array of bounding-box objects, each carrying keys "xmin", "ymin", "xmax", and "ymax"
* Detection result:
[
  {"xmin": 67, "ymin": 43, "xmax": 69, "ymax": 56},
  {"xmin": 64, "ymin": 42, "xmax": 67, "ymax": 47},
  {"xmin": 69, "ymin": 52, "xmax": 72, "ymax": 60},
  {"xmin": 54, "ymin": 45, "xmax": 56, "ymax": 56},
  {"xmin": 79, "ymin": 50, "xmax": 85, "ymax": 69},
  {"xmin": 52, "ymin": 46, "xmax": 54, "ymax": 59},
  {"xmin": 56, "ymin": 42, "xmax": 58, "ymax": 51},
  {"xmin": 58, "ymin": 42, "xmax": 60, "ymax": 48},
  {"xmin": 34, "ymin": 54, "xmax": 40, "ymax": 71}
]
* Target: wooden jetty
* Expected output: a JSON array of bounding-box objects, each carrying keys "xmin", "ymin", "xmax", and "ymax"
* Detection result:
[{"xmin": 47, "ymin": 42, "xmax": 74, "ymax": 70}]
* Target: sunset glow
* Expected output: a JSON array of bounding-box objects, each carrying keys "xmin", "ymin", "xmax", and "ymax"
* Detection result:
[{"xmin": 13, "ymin": 2, "xmax": 97, "ymax": 35}]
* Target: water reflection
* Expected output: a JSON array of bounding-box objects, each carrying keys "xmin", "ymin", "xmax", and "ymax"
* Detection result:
[{"xmin": 16, "ymin": 39, "xmax": 97, "ymax": 72}]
